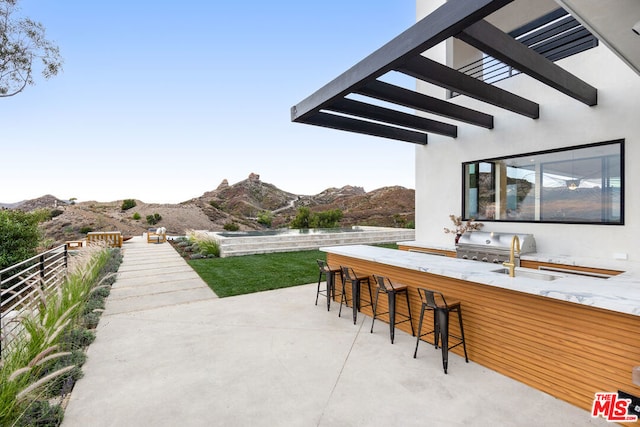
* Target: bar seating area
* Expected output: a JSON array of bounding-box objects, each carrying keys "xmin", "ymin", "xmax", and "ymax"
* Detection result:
[
  {"xmin": 316, "ymin": 260, "xmax": 468, "ymax": 373},
  {"xmin": 338, "ymin": 266, "xmax": 373, "ymax": 325},
  {"xmin": 370, "ymin": 275, "xmax": 415, "ymax": 344},
  {"xmin": 315, "ymin": 260, "xmax": 341, "ymax": 311},
  {"xmin": 413, "ymin": 288, "xmax": 468, "ymax": 374}
]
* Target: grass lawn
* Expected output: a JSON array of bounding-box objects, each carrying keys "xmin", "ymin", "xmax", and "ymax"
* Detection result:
[
  {"xmin": 187, "ymin": 243, "xmax": 399, "ymax": 298},
  {"xmin": 188, "ymin": 249, "xmax": 324, "ymax": 297}
]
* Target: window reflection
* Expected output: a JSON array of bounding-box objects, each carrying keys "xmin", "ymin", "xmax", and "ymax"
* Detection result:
[{"xmin": 463, "ymin": 141, "xmax": 623, "ymax": 224}]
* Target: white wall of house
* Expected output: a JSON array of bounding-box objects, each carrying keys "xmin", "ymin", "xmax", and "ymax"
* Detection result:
[{"xmin": 414, "ymin": 0, "xmax": 640, "ymax": 264}]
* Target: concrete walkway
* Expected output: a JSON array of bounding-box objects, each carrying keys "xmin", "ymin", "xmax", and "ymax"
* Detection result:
[{"xmin": 62, "ymin": 237, "xmax": 608, "ymax": 426}]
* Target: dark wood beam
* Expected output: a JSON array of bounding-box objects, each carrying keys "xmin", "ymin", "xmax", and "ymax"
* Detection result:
[
  {"xmin": 328, "ymin": 98, "xmax": 457, "ymax": 138},
  {"xmin": 457, "ymin": 19, "xmax": 597, "ymax": 106},
  {"xmin": 291, "ymin": 0, "xmax": 514, "ymax": 122},
  {"xmin": 356, "ymin": 80, "xmax": 494, "ymax": 129},
  {"xmin": 303, "ymin": 112, "xmax": 427, "ymax": 145},
  {"xmin": 397, "ymin": 55, "xmax": 540, "ymax": 118}
]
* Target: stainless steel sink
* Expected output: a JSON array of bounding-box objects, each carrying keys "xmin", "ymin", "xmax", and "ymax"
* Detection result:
[{"xmin": 491, "ymin": 268, "xmax": 562, "ymax": 281}]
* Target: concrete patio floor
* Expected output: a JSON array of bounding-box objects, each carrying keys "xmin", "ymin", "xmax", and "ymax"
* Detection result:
[{"xmin": 62, "ymin": 237, "xmax": 608, "ymax": 426}]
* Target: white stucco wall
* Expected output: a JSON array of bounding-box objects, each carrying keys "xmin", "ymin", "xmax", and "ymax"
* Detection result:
[{"xmin": 414, "ymin": 1, "xmax": 640, "ymax": 263}]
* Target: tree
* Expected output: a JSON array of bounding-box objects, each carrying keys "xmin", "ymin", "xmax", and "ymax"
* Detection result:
[
  {"xmin": 1, "ymin": 0, "xmax": 63, "ymax": 97},
  {"xmin": 290, "ymin": 207, "xmax": 311, "ymax": 229},
  {"xmin": 0, "ymin": 209, "xmax": 48, "ymax": 269},
  {"xmin": 290, "ymin": 207, "xmax": 343, "ymax": 229},
  {"xmin": 312, "ymin": 209, "xmax": 343, "ymax": 228}
]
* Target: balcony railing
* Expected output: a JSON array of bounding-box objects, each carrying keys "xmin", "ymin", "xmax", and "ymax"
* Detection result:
[{"xmin": 454, "ymin": 8, "xmax": 598, "ymax": 90}]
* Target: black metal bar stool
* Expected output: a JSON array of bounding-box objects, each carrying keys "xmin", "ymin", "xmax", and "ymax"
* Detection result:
[
  {"xmin": 370, "ymin": 275, "xmax": 415, "ymax": 344},
  {"xmin": 315, "ymin": 259, "xmax": 341, "ymax": 311},
  {"xmin": 339, "ymin": 266, "xmax": 373, "ymax": 325},
  {"xmin": 413, "ymin": 288, "xmax": 468, "ymax": 374}
]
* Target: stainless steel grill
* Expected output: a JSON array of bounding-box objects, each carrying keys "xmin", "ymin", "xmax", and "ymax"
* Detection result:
[{"xmin": 456, "ymin": 231, "xmax": 536, "ymax": 265}]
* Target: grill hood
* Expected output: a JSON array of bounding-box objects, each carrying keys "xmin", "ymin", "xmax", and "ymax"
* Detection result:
[
  {"xmin": 456, "ymin": 231, "xmax": 536, "ymax": 264},
  {"xmin": 457, "ymin": 231, "xmax": 536, "ymax": 253}
]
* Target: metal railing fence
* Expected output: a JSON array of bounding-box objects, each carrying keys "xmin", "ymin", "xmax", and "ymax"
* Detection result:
[{"xmin": 0, "ymin": 245, "xmax": 68, "ymax": 355}]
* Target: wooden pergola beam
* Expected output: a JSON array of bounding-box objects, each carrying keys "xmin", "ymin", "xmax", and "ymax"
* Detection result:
[
  {"xmin": 302, "ymin": 112, "xmax": 428, "ymax": 145},
  {"xmin": 327, "ymin": 98, "xmax": 458, "ymax": 138},
  {"xmin": 397, "ymin": 55, "xmax": 540, "ymax": 118},
  {"xmin": 457, "ymin": 19, "xmax": 597, "ymax": 106},
  {"xmin": 356, "ymin": 80, "xmax": 494, "ymax": 129},
  {"xmin": 291, "ymin": 0, "xmax": 514, "ymax": 122}
]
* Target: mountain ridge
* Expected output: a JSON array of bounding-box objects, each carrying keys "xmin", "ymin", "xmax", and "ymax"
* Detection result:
[{"xmin": 2, "ymin": 173, "xmax": 415, "ymax": 244}]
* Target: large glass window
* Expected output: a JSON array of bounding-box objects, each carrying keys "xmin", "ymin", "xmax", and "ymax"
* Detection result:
[{"xmin": 463, "ymin": 140, "xmax": 624, "ymax": 224}]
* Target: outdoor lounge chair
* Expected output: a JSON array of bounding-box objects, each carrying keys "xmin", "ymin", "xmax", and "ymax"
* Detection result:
[{"xmin": 147, "ymin": 227, "xmax": 167, "ymax": 244}]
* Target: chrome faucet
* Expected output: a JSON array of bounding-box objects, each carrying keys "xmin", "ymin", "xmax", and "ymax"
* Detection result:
[{"xmin": 502, "ymin": 235, "xmax": 521, "ymax": 277}]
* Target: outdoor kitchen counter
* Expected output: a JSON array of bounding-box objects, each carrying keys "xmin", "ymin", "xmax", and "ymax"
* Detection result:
[
  {"xmin": 320, "ymin": 244, "xmax": 640, "ymax": 415},
  {"xmin": 400, "ymin": 239, "xmax": 637, "ymax": 273},
  {"xmin": 320, "ymin": 244, "xmax": 640, "ymax": 317}
]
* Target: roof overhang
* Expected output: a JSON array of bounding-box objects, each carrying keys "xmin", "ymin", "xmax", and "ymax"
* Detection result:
[
  {"xmin": 291, "ymin": 0, "xmax": 598, "ymax": 145},
  {"xmin": 555, "ymin": 0, "xmax": 640, "ymax": 77}
]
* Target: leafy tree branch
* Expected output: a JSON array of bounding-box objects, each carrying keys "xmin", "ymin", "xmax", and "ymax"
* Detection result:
[{"xmin": 0, "ymin": 0, "xmax": 63, "ymax": 97}]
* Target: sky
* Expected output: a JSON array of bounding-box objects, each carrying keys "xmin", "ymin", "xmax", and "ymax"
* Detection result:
[{"xmin": 0, "ymin": 0, "xmax": 418, "ymax": 204}]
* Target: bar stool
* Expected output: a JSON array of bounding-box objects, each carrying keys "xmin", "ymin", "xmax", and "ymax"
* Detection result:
[
  {"xmin": 413, "ymin": 288, "xmax": 468, "ymax": 374},
  {"xmin": 370, "ymin": 275, "xmax": 415, "ymax": 344},
  {"xmin": 315, "ymin": 260, "xmax": 341, "ymax": 311},
  {"xmin": 339, "ymin": 266, "xmax": 373, "ymax": 325}
]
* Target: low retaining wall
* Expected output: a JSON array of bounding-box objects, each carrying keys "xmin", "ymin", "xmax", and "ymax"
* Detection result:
[{"xmin": 209, "ymin": 226, "xmax": 415, "ymax": 257}]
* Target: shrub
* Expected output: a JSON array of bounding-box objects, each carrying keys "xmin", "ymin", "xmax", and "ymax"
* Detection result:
[
  {"xmin": 79, "ymin": 226, "xmax": 93, "ymax": 234},
  {"xmin": 17, "ymin": 400, "xmax": 64, "ymax": 427},
  {"xmin": 146, "ymin": 213, "xmax": 162, "ymax": 225},
  {"xmin": 186, "ymin": 230, "xmax": 221, "ymax": 257},
  {"xmin": 257, "ymin": 211, "xmax": 273, "ymax": 227},
  {"xmin": 40, "ymin": 350, "xmax": 86, "ymax": 397},
  {"xmin": 91, "ymin": 285, "xmax": 111, "ymax": 299},
  {"xmin": 82, "ymin": 297, "xmax": 105, "ymax": 315},
  {"xmin": 82, "ymin": 312, "xmax": 101, "ymax": 330},
  {"xmin": 60, "ymin": 328, "xmax": 96, "ymax": 351},
  {"xmin": 121, "ymin": 199, "xmax": 137, "ymax": 211},
  {"xmin": 194, "ymin": 235, "xmax": 220, "ymax": 257},
  {"xmin": 132, "ymin": 212, "xmax": 141, "ymax": 220},
  {"xmin": 223, "ymin": 222, "xmax": 239, "ymax": 231},
  {"xmin": 50, "ymin": 209, "xmax": 63, "ymax": 218}
]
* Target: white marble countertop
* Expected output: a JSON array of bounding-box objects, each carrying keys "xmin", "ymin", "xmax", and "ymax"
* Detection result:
[
  {"xmin": 399, "ymin": 240, "xmax": 640, "ymax": 274},
  {"xmin": 321, "ymin": 244, "xmax": 640, "ymax": 317}
]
